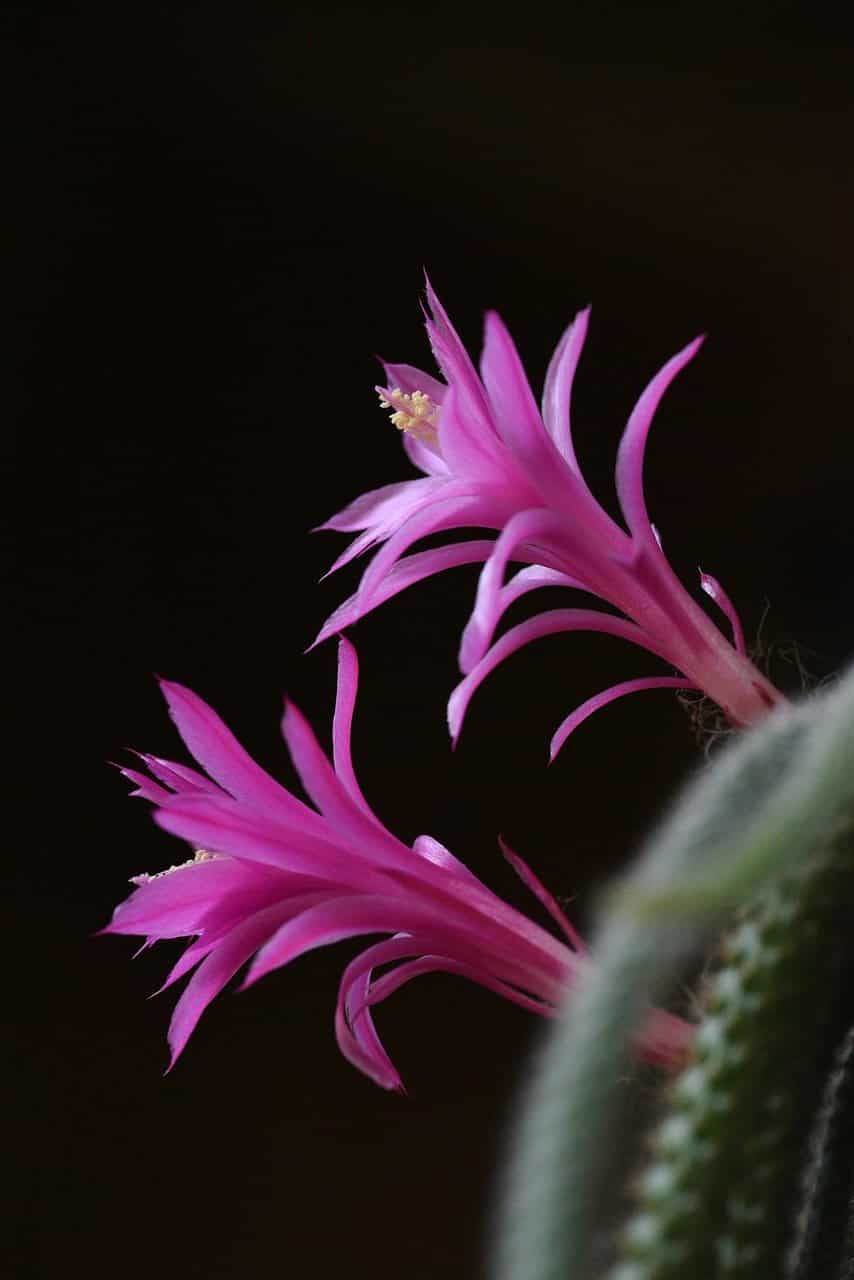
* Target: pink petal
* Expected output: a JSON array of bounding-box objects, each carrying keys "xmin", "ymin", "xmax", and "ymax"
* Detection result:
[
  {"xmin": 243, "ymin": 895, "xmax": 421, "ymax": 988},
  {"xmin": 541, "ymin": 306, "xmax": 591, "ymax": 473},
  {"xmin": 355, "ymin": 487, "xmax": 497, "ymax": 607},
  {"xmin": 134, "ymin": 754, "xmax": 221, "ymax": 795},
  {"xmin": 356, "ymin": 956, "xmax": 559, "ymax": 1021},
  {"xmin": 280, "ymin": 698, "xmax": 397, "ymax": 855},
  {"xmin": 155, "ymin": 934, "xmax": 219, "ymax": 992},
  {"xmin": 496, "ymin": 564, "xmax": 588, "ymax": 618},
  {"xmin": 330, "ymin": 636, "xmax": 378, "ymax": 819},
  {"xmin": 166, "ymin": 899, "xmax": 310, "ymax": 1066},
  {"xmin": 154, "ymin": 793, "xmax": 389, "ymax": 888},
  {"xmin": 243, "ymin": 893, "xmax": 526, "ymax": 990},
  {"xmin": 311, "ymin": 540, "xmax": 496, "ymax": 648},
  {"xmin": 458, "ymin": 507, "xmax": 568, "ymax": 673},
  {"xmin": 106, "ymin": 857, "xmax": 281, "ymax": 938},
  {"xmin": 412, "ymin": 834, "xmax": 483, "ymax": 885},
  {"xmin": 334, "ymin": 936, "xmax": 420, "ymax": 1091},
  {"xmin": 480, "ymin": 311, "xmax": 577, "ymax": 509},
  {"xmin": 448, "ymin": 608, "xmax": 670, "ymax": 745},
  {"xmin": 118, "ymin": 766, "xmax": 173, "ymax": 805},
  {"xmin": 375, "ymin": 862, "xmax": 569, "ymax": 988},
  {"xmin": 158, "ymin": 680, "xmax": 295, "ymax": 813},
  {"xmin": 432, "ymin": 383, "xmax": 510, "ymax": 480},
  {"xmin": 335, "ymin": 967, "xmax": 404, "ymax": 1092},
  {"xmin": 548, "ymin": 675, "xmax": 697, "ymax": 763},
  {"xmin": 498, "ymin": 837, "xmax": 585, "ymax": 951},
  {"xmin": 699, "ymin": 570, "xmax": 747, "ymax": 655},
  {"xmin": 423, "ymin": 277, "xmax": 493, "ymax": 425},
  {"xmin": 318, "ymin": 477, "xmax": 441, "ymax": 535},
  {"xmin": 380, "ymin": 361, "xmax": 446, "ymax": 403},
  {"xmin": 150, "ymin": 873, "xmax": 347, "ymax": 995},
  {"xmin": 615, "ymin": 336, "xmax": 704, "ymax": 549},
  {"xmin": 319, "ymin": 478, "xmax": 447, "ymax": 577},
  {"xmin": 401, "ymin": 429, "xmax": 448, "ymax": 476}
]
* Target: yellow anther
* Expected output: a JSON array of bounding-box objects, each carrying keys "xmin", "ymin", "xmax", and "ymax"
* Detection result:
[{"xmin": 378, "ymin": 387, "xmax": 440, "ymax": 445}]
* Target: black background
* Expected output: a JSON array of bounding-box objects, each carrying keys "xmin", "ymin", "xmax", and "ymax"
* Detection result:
[{"xmin": 13, "ymin": 4, "xmax": 854, "ymax": 1278}]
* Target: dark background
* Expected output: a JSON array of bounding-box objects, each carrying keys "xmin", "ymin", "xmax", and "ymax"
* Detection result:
[{"xmin": 13, "ymin": 4, "xmax": 854, "ymax": 1278}]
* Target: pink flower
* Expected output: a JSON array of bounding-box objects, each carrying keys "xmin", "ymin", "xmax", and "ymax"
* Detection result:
[
  {"xmin": 103, "ymin": 639, "xmax": 689, "ymax": 1089},
  {"xmin": 316, "ymin": 284, "xmax": 783, "ymax": 757}
]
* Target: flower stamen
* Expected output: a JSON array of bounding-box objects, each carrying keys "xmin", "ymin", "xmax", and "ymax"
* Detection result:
[
  {"xmin": 131, "ymin": 848, "xmax": 218, "ymax": 885},
  {"xmin": 378, "ymin": 387, "xmax": 440, "ymax": 445}
]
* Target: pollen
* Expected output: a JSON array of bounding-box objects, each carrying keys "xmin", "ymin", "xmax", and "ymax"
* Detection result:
[
  {"xmin": 131, "ymin": 849, "xmax": 219, "ymax": 885},
  {"xmin": 378, "ymin": 387, "xmax": 440, "ymax": 445}
]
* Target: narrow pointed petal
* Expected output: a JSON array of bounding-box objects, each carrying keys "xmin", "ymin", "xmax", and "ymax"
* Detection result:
[
  {"xmin": 134, "ymin": 754, "xmax": 220, "ymax": 796},
  {"xmin": 480, "ymin": 311, "xmax": 577, "ymax": 508},
  {"xmin": 615, "ymin": 336, "xmax": 704, "ymax": 547},
  {"xmin": 281, "ymin": 698, "xmax": 393, "ymax": 853},
  {"xmin": 153, "ymin": 874, "xmax": 338, "ymax": 995},
  {"xmin": 423, "ymin": 277, "xmax": 492, "ymax": 423},
  {"xmin": 331, "ymin": 636, "xmax": 379, "ymax": 820},
  {"xmin": 244, "ymin": 894, "xmax": 488, "ymax": 989},
  {"xmin": 382, "ymin": 861, "xmax": 570, "ymax": 983},
  {"xmin": 155, "ymin": 934, "xmax": 219, "ymax": 992},
  {"xmin": 412, "ymin": 834, "xmax": 483, "ymax": 885},
  {"xmin": 166, "ymin": 900, "xmax": 303, "ymax": 1066},
  {"xmin": 153, "ymin": 793, "xmax": 387, "ymax": 884},
  {"xmin": 335, "ymin": 966, "xmax": 404, "ymax": 1092},
  {"xmin": 311, "ymin": 540, "xmax": 496, "ymax": 648},
  {"xmin": 106, "ymin": 857, "xmax": 280, "ymax": 938},
  {"xmin": 319, "ymin": 479, "xmax": 448, "ymax": 579},
  {"xmin": 401, "ymin": 430, "xmax": 449, "ymax": 476},
  {"xmin": 448, "ymin": 609, "xmax": 669, "ymax": 745},
  {"xmin": 700, "ymin": 570, "xmax": 747, "ymax": 655},
  {"xmin": 355, "ymin": 487, "xmax": 495, "ymax": 607},
  {"xmin": 541, "ymin": 306, "xmax": 591, "ymax": 472},
  {"xmin": 548, "ymin": 675, "xmax": 697, "ymax": 763},
  {"xmin": 320, "ymin": 525, "xmax": 395, "ymax": 580},
  {"xmin": 118, "ymin": 767, "xmax": 173, "ymax": 805},
  {"xmin": 498, "ymin": 837, "xmax": 585, "ymax": 950},
  {"xmin": 357, "ymin": 956, "xmax": 561, "ymax": 1021},
  {"xmin": 158, "ymin": 680, "xmax": 293, "ymax": 812},
  {"xmin": 480, "ymin": 310, "xmax": 540, "ymax": 427},
  {"xmin": 334, "ymin": 936, "xmax": 423, "ymax": 1090},
  {"xmin": 318, "ymin": 477, "xmax": 441, "ymax": 535},
  {"xmin": 495, "ymin": 564, "xmax": 587, "ymax": 620},
  {"xmin": 380, "ymin": 361, "xmax": 446, "ymax": 404},
  {"xmin": 458, "ymin": 508, "xmax": 566, "ymax": 673},
  {"xmin": 434, "ymin": 383, "xmax": 507, "ymax": 479},
  {"xmin": 337, "ymin": 934, "xmax": 425, "ymax": 995}
]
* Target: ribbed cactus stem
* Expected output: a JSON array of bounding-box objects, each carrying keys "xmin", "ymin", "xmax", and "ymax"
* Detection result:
[
  {"xmin": 788, "ymin": 1017, "xmax": 854, "ymax": 1279},
  {"xmin": 491, "ymin": 665, "xmax": 854, "ymax": 1280},
  {"xmin": 612, "ymin": 832, "xmax": 854, "ymax": 1279}
]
